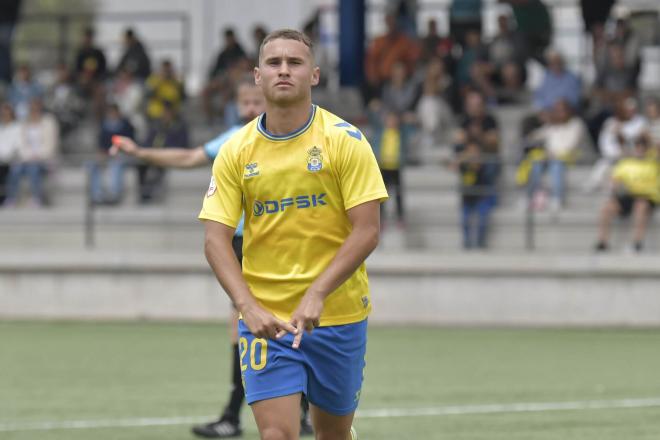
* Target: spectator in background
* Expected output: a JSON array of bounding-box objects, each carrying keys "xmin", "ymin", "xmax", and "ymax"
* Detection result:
[
  {"xmin": 136, "ymin": 103, "xmax": 189, "ymax": 204},
  {"xmin": 524, "ymin": 99, "xmax": 587, "ymax": 212},
  {"xmin": 4, "ymin": 99, "xmax": 59, "ymax": 207},
  {"xmin": 419, "ymin": 18, "xmax": 453, "ymax": 69},
  {"xmin": 609, "ymin": 14, "xmax": 642, "ymax": 82},
  {"xmin": 595, "ymin": 135, "xmax": 658, "ymax": 253},
  {"xmin": 364, "ymin": 13, "xmax": 419, "ymax": 106},
  {"xmin": 251, "ymin": 25, "xmax": 268, "ymax": 64},
  {"xmin": 109, "ymin": 67, "xmax": 146, "ymax": 142},
  {"xmin": 381, "ymin": 61, "xmax": 419, "ymax": 116},
  {"xmin": 202, "ymin": 28, "xmax": 247, "ymax": 123},
  {"xmin": 116, "ymin": 28, "xmax": 151, "ymax": 81},
  {"xmin": 0, "ymin": 0, "xmax": 21, "ymax": 84},
  {"xmin": 8, "ymin": 63, "xmax": 43, "ymax": 120},
  {"xmin": 593, "ymin": 44, "xmax": 637, "ymax": 106},
  {"xmin": 532, "ymin": 50, "xmax": 581, "ymax": 120},
  {"xmin": 45, "ymin": 62, "xmax": 84, "ymax": 136},
  {"xmin": 501, "ymin": 0, "xmax": 552, "ymax": 65},
  {"xmin": 488, "ymin": 14, "xmax": 527, "ymax": 103},
  {"xmin": 145, "ymin": 59, "xmax": 185, "ymax": 122},
  {"xmin": 585, "ymin": 97, "xmax": 647, "ymax": 192},
  {"xmin": 644, "ymin": 98, "xmax": 660, "ymax": 149},
  {"xmin": 415, "ymin": 57, "xmax": 454, "ymax": 159},
  {"xmin": 455, "ymin": 29, "xmax": 495, "ymax": 106},
  {"xmin": 372, "ymin": 111, "xmax": 405, "ymax": 228},
  {"xmin": 73, "ymin": 26, "xmax": 107, "ymax": 118},
  {"xmin": 449, "ymin": 0, "xmax": 482, "ymax": 47},
  {"xmin": 0, "ymin": 103, "xmax": 20, "ymax": 204},
  {"xmin": 580, "ymin": 0, "xmax": 615, "ymax": 36},
  {"xmin": 88, "ymin": 103, "xmax": 134, "ymax": 205}
]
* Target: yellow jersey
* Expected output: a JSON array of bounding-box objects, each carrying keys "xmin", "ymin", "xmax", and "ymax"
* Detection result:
[
  {"xmin": 612, "ymin": 158, "xmax": 660, "ymax": 203},
  {"xmin": 379, "ymin": 127, "xmax": 401, "ymax": 170},
  {"xmin": 199, "ymin": 105, "xmax": 388, "ymax": 326}
]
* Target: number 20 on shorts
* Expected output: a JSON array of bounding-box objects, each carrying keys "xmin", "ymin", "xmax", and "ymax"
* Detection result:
[{"xmin": 239, "ymin": 337, "xmax": 268, "ymax": 371}]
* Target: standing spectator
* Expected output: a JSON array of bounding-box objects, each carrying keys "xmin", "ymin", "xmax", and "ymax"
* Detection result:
[
  {"xmin": 381, "ymin": 62, "xmax": 419, "ymax": 116},
  {"xmin": 116, "ymin": 28, "xmax": 151, "ymax": 81},
  {"xmin": 595, "ymin": 136, "xmax": 658, "ymax": 253},
  {"xmin": 372, "ymin": 112, "xmax": 405, "ymax": 228},
  {"xmin": 8, "ymin": 63, "xmax": 43, "ymax": 120},
  {"xmin": 202, "ymin": 28, "xmax": 248, "ymax": 123},
  {"xmin": 580, "ymin": 0, "xmax": 615, "ymax": 35},
  {"xmin": 0, "ymin": 0, "xmax": 21, "ymax": 84},
  {"xmin": 585, "ymin": 97, "xmax": 647, "ymax": 192},
  {"xmin": 524, "ymin": 99, "xmax": 587, "ymax": 212},
  {"xmin": 145, "ymin": 59, "xmax": 185, "ymax": 122},
  {"xmin": 88, "ymin": 103, "xmax": 134, "ymax": 205},
  {"xmin": 45, "ymin": 62, "xmax": 84, "ymax": 136},
  {"xmin": 532, "ymin": 50, "xmax": 581, "ymax": 115},
  {"xmin": 363, "ymin": 13, "xmax": 419, "ymax": 106},
  {"xmin": 109, "ymin": 67, "xmax": 146, "ymax": 141},
  {"xmin": 0, "ymin": 103, "xmax": 20, "ymax": 204},
  {"xmin": 4, "ymin": 99, "xmax": 59, "ymax": 207},
  {"xmin": 136, "ymin": 104, "xmax": 189, "ymax": 204},
  {"xmin": 449, "ymin": 0, "xmax": 482, "ymax": 47},
  {"xmin": 73, "ymin": 26, "xmax": 107, "ymax": 118},
  {"xmin": 501, "ymin": 0, "xmax": 552, "ymax": 65}
]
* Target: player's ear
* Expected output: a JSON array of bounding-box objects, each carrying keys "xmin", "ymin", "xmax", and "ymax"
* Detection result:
[
  {"xmin": 311, "ymin": 66, "xmax": 320, "ymax": 87},
  {"xmin": 254, "ymin": 67, "xmax": 261, "ymax": 86}
]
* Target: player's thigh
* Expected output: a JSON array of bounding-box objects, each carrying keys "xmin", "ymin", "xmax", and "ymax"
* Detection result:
[
  {"xmin": 309, "ymin": 404, "xmax": 354, "ymax": 440},
  {"xmin": 251, "ymin": 393, "xmax": 302, "ymax": 440}
]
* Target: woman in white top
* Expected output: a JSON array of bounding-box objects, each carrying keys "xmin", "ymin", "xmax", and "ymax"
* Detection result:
[
  {"xmin": 4, "ymin": 98, "xmax": 59, "ymax": 207},
  {"xmin": 0, "ymin": 103, "xmax": 21, "ymax": 204},
  {"xmin": 527, "ymin": 99, "xmax": 587, "ymax": 211}
]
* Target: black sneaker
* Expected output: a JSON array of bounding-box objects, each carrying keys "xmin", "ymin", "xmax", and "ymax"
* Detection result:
[
  {"xmin": 594, "ymin": 241, "xmax": 608, "ymax": 252},
  {"xmin": 300, "ymin": 415, "xmax": 314, "ymax": 436},
  {"xmin": 191, "ymin": 418, "xmax": 242, "ymax": 438},
  {"xmin": 634, "ymin": 241, "xmax": 643, "ymax": 253}
]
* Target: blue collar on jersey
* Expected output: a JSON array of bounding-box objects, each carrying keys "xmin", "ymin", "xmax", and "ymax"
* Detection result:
[{"xmin": 257, "ymin": 105, "xmax": 316, "ymax": 141}]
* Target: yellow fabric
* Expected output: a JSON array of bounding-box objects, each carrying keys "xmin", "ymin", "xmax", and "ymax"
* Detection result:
[
  {"xmin": 379, "ymin": 128, "xmax": 401, "ymax": 170},
  {"xmin": 515, "ymin": 148, "xmax": 547, "ymax": 186},
  {"xmin": 612, "ymin": 158, "xmax": 660, "ymax": 203},
  {"xmin": 146, "ymin": 76, "xmax": 184, "ymax": 119},
  {"xmin": 199, "ymin": 106, "xmax": 388, "ymax": 326}
]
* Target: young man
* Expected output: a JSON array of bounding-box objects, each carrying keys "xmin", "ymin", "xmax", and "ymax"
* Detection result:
[
  {"xmin": 199, "ymin": 29, "xmax": 387, "ymax": 440},
  {"xmin": 111, "ymin": 80, "xmax": 313, "ymax": 438}
]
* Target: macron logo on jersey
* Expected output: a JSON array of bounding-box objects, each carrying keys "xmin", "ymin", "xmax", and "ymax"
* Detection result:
[{"xmin": 253, "ymin": 193, "xmax": 327, "ymax": 217}]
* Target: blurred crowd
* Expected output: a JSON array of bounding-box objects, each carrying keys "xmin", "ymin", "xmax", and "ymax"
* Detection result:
[{"xmin": 0, "ymin": 0, "xmax": 659, "ymax": 252}]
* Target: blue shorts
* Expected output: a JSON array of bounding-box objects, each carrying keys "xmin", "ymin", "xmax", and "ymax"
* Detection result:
[{"xmin": 238, "ymin": 319, "xmax": 367, "ymax": 416}]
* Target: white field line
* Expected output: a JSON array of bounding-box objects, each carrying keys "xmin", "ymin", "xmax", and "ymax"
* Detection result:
[{"xmin": 2, "ymin": 397, "xmax": 660, "ymax": 432}]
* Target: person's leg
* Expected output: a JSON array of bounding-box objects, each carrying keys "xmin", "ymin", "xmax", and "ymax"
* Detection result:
[
  {"xmin": 549, "ymin": 160, "xmax": 566, "ymax": 209},
  {"xmin": 476, "ymin": 196, "xmax": 494, "ymax": 249},
  {"xmin": 596, "ymin": 197, "xmax": 621, "ymax": 249},
  {"xmin": 392, "ymin": 169, "xmax": 404, "ymax": 224},
  {"xmin": 251, "ymin": 394, "xmax": 301, "ymax": 440},
  {"xmin": 26, "ymin": 162, "xmax": 46, "ymax": 205},
  {"xmin": 631, "ymin": 199, "xmax": 651, "ymax": 250},
  {"xmin": 108, "ymin": 158, "xmax": 125, "ymax": 203},
  {"xmin": 309, "ymin": 406, "xmax": 355, "ymax": 440},
  {"xmin": 4, "ymin": 162, "xmax": 25, "ymax": 205},
  {"xmin": 0, "ymin": 163, "xmax": 8, "ymax": 204},
  {"xmin": 527, "ymin": 160, "xmax": 545, "ymax": 201},
  {"xmin": 461, "ymin": 201, "xmax": 473, "ymax": 249}
]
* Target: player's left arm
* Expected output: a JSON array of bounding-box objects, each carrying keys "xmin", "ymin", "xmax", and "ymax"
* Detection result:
[{"xmin": 290, "ymin": 200, "xmax": 380, "ymax": 348}]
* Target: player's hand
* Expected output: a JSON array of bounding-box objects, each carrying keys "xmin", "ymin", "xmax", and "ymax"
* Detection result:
[
  {"xmin": 109, "ymin": 136, "xmax": 139, "ymax": 157},
  {"xmin": 242, "ymin": 302, "xmax": 298, "ymax": 340},
  {"xmin": 289, "ymin": 291, "xmax": 325, "ymax": 349}
]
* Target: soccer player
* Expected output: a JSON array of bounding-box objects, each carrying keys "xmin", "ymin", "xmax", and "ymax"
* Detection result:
[
  {"xmin": 199, "ymin": 29, "xmax": 388, "ymax": 440},
  {"xmin": 110, "ymin": 79, "xmax": 313, "ymax": 438}
]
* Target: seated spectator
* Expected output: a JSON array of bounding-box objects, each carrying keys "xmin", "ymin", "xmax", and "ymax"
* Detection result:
[
  {"xmin": 455, "ymin": 29, "xmax": 495, "ymax": 105},
  {"xmin": 145, "ymin": 59, "xmax": 185, "ymax": 122},
  {"xmin": 523, "ymin": 99, "xmax": 587, "ymax": 212},
  {"xmin": 88, "ymin": 103, "xmax": 134, "ymax": 205},
  {"xmin": 4, "ymin": 99, "xmax": 59, "ymax": 207},
  {"xmin": 371, "ymin": 111, "xmax": 405, "ymax": 228},
  {"xmin": 45, "ymin": 62, "xmax": 85, "ymax": 136},
  {"xmin": 595, "ymin": 136, "xmax": 658, "ymax": 253},
  {"xmin": 419, "ymin": 18, "xmax": 453, "ymax": 70},
  {"xmin": 0, "ymin": 103, "xmax": 20, "ymax": 204},
  {"xmin": 136, "ymin": 103, "xmax": 189, "ymax": 204},
  {"xmin": 116, "ymin": 28, "xmax": 151, "ymax": 81},
  {"xmin": 593, "ymin": 44, "xmax": 637, "ymax": 107},
  {"xmin": 73, "ymin": 26, "xmax": 107, "ymax": 118},
  {"xmin": 532, "ymin": 50, "xmax": 581, "ymax": 114},
  {"xmin": 109, "ymin": 67, "xmax": 146, "ymax": 141},
  {"xmin": 644, "ymin": 98, "xmax": 660, "ymax": 149},
  {"xmin": 449, "ymin": 0, "xmax": 482, "ymax": 47},
  {"xmin": 488, "ymin": 14, "xmax": 527, "ymax": 103},
  {"xmin": 608, "ymin": 14, "xmax": 641, "ymax": 82},
  {"xmin": 8, "ymin": 63, "xmax": 43, "ymax": 120},
  {"xmin": 363, "ymin": 13, "xmax": 419, "ymax": 106},
  {"xmin": 451, "ymin": 140, "xmax": 497, "ymax": 249},
  {"xmin": 415, "ymin": 58, "xmax": 454, "ymax": 160},
  {"xmin": 585, "ymin": 97, "xmax": 647, "ymax": 192},
  {"xmin": 381, "ymin": 61, "xmax": 419, "ymax": 116},
  {"xmin": 202, "ymin": 28, "xmax": 248, "ymax": 123}
]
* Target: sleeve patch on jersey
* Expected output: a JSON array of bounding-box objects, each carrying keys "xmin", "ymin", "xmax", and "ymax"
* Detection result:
[
  {"xmin": 334, "ymin": 122, "xmax": 362, "ymax": 141},
  {"xmin": 206, "ymin": 176, "xmax": 217, "ymax": 197}
]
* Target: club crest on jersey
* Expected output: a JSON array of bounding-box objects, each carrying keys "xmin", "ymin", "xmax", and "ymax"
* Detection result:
[
  {"xmin": 206, "ymin": 176, "xmax": 217, "ymax": 197},
  {"xmin": 244, "ymin": 162, "xmax": 260, "ymax": 179},
  {"xmin": 307, "ymin": 146, "xmax": 323, "ymax": 172}
]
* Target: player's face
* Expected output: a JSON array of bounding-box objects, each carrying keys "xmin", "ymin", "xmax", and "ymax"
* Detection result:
[
  {"xmin": 255, "ymin": 38, "xmax": 319, "ymax": 106},
  {"xmin": 237, "ymin": 84, "xmax": 266, "ymax": 121}
]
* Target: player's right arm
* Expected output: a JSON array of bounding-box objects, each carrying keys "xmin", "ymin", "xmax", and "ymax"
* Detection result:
[
  {"xmin": 110, "ymin": 136, "xmax": 209, "ymax": 168},
  {"xmin": 200, "ymin": 143, "xmax": 297, "ymax": 340}
]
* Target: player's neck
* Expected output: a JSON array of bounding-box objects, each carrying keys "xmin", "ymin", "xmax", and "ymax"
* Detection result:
[{"xmin": 263, "ymin": 100, "xmax": 313, "ymax": 135}]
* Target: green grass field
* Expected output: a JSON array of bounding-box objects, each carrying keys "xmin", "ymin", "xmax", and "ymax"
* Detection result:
[{"xmin": 3, "ymin": 321, "xmax": 660, "ymax": 439}]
